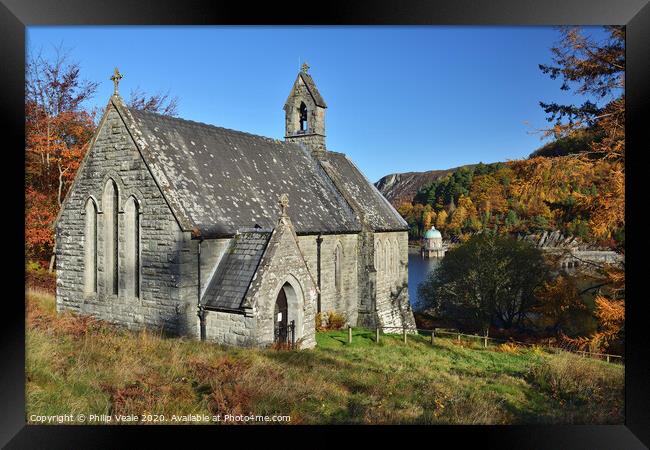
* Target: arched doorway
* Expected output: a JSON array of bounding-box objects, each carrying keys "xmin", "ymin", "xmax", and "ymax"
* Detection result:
[
  {"xmin": 272, "ymin": 279, "xmax": 304, "ymax": 346},
  {"xmin": 274, "ymin": 287, "xmax": 288, "ymax": 343}
]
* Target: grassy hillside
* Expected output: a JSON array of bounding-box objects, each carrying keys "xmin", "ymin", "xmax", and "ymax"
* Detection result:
[{"xmin": 26, "ymin": 290, "xmax": 623, "ymax": 425}]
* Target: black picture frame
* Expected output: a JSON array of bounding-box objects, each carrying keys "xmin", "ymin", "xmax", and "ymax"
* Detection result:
[{"xmin": 2, "ymin": 0, "xmax": 648, "ymax": 447}]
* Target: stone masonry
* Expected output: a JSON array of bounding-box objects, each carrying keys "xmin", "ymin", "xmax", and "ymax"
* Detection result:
[
  {"xmin": 55, "ymin": 66, "xmax": 415, "ymax": 348},
  {"xmin": 55, "ymin": 105, "xmax": 195, "ymax": 336}
]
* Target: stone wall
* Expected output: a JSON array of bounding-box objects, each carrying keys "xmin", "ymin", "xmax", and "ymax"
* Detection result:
[
  {"xmin": 204, "ymin": 310, "xmax": 257, "ymax": 347},
  {"xmin": 373, "ymin": 231, "xmax": 415, "ymax": 329},
  {"xmin": 356, "ymin": 230, "xmax": 378, "ymax": 328},
  {"xmin": 296, "ymin": 233, "xmax": 358, "ymax": 324},
  {"xmin": 56, "ymin": 104, "xmax": 193, "ymax": 336}
]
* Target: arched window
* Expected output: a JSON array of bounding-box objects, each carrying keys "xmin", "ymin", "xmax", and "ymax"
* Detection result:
[
  {"xmin": 84, "ymin": 198, "xmax": 98, "ymax": 294},
  {"xmin": 124, "ymin": 196, "xmax": 140, "ymax": 298},
  {"xmin": 299, "ymin": 102, "xmax": 308, "ymax": 131},
  {"xmin": 376, "ymin": 240, "xmax": 383, "ymax": 273},
  {"xmin": 334, "ymin": 243, "xmax": 343, "ymax": 292},
  {"xmin": 393, "ymin": 239, "xmax": 400, "ymax": 274},
  {"xmin": 384, "ymin": 241, "xmax": 391, "ymax": 275},
  {"xmin": 103, "ymin": 179, "xmax": 119, "ymax": 295}
]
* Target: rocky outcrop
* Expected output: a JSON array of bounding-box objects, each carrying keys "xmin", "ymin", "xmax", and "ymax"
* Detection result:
[
  {"xmin": 518, "ymin": 231, "xmax": 624, "ymax": 270},
  {"xmin": 374, "ymin": 167, "xmax": 465, "ymax": 206},
  {"xmin": 518, "ymin": 230, "xmax": 602, "ymax": 251}
]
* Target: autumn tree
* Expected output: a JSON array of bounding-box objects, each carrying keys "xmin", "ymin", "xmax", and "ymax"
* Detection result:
[
  {"xmin": 422, "ymin": 204, "xmax": 435, "ymax": 231},
  {"xmin": 539, "ymin": 26, "xmax": 624, "ymax": 146},
  {"xmin": 533, "ymin": 273, "xmax": 586, "ymax": 335},
  {"xmin": 538, "ymin": 26, "xmax": 624, "ymax": 243},
  {"xmin": 561, "ymin": 262, "xmax": 625, "ymax": 354},
  {"xmin": 26, "ymin": 47, "xmax": 98, "ymax": 205},
  {"xmin": 418, "ymin": 234, "xmax": 550, "ymax": 332},
  {"xmin": 435, "ymin": 209, "xmax": 448, "ymax": 231},
  {"xmin": 26, "ymin": 47, "xmax": 98, "ymax": 268}
]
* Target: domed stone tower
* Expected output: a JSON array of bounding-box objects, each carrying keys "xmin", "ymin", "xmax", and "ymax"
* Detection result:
[{"xmin": 422, "ymin": 225, "xmax": 445, "ymax": 258}]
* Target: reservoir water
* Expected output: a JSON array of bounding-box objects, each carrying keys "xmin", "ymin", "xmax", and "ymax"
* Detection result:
[{"xmin": 407, "ymin": 248, "xmax": 441, "ymax": 311}]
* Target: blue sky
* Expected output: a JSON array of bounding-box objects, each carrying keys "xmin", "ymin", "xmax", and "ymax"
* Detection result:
[{"xmin": 26, "ymin": 26, "xmax": 610, "ymax": 182}]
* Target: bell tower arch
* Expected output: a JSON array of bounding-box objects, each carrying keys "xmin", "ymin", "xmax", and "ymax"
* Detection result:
[{"xmin": 283, "ymin": 62, "xmax": 327, "ymax": 155}]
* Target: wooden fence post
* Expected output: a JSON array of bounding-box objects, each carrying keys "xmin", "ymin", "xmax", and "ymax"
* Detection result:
[
  {"xmin": 348, "ymin": 325, "xmax": 352, "ymax": 344},
  {"xmin": 431, "ymin": 328, "xmax": 435, "ymax": 345},
  {"xmin": 607, "ymin": 355, "xmax": 610, "ymax": 363},
  {"xmin": 403, "ymin": 326, "xmax": 407, "ymax": 344},
  {"xmin": 376, "ymin": 327, "xmax": 380, "ymax": 343},
  {"xmin": 457, "ymin": 333, "xmax": 461, "ymax": 343}
]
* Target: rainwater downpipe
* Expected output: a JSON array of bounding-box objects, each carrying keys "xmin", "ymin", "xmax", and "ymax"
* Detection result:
[
  {"xmin": 198, "ymin": 238, "xmax": 206, "ymax": 341},
  {"xmin": 316, "ymin": 233, "xmax": 323, "ymax": 313}
]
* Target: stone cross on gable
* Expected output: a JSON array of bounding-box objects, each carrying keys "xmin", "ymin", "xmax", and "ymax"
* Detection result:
[
  {"xmin": 279, "ymin": 193, "xmax": 289, "ymax": 217},
  {"xmin": 301, "ymin": 61, "xmax": 310, "ymax": 73},
  {"xmin": 110, "ymin": 67, "xmax": 123, "ymax": 96}
]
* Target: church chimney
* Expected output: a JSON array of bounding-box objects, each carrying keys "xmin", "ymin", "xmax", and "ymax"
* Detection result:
[{"xmin": 283, "ymin": 62, "xmax": 327, "ymax": 155}]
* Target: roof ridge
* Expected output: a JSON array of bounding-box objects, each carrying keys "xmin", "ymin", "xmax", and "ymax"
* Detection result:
[{"xmin": 128, "ymin": 106, "xmax": 297, "ymax": 147}]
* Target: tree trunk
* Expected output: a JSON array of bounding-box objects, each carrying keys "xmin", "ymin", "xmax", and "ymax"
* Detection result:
[
  {"xmin": 48, "ymin": 253, "xmax": 55, "ymax": 273},
  {"xmin": 57, "ymin": 163, "xmax": 64, "ymax": 206}
]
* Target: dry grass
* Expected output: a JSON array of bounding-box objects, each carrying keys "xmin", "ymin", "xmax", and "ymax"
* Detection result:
[
  {"xmin": 496, "ymin": 342, "xmax": 521, "ymax": 354},
  {"xmin": 526, "ymin": 352, "xmax": 624, "ymax": 423},
  {"xmin": 26, "ymin": 290, "xmax": 624, "ymax": 425}
]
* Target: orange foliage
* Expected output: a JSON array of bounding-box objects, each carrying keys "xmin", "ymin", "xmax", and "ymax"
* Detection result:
[
  {"xmin": 25, "ymin": 187, "xmax": 59, "ymax": 264},
  {"xmin": 25, "ymin": 108, "xmax": 95, "ymax": 263},
  {"xmin": 534, "ymin": 274, "xmax": 585, "ymax": 332}
]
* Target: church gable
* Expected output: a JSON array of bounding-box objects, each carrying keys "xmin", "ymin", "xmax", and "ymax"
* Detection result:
[
  {"xmin": 55, "ymin": 99, "xmax": 187, "ymax": 333},
  {"xmin": 283, "ymin": 68, "xmax": 327, "ymax": 110},
  {"xmin": 243, "ymin": 204, "xmax": 318, "ymax": 348}
]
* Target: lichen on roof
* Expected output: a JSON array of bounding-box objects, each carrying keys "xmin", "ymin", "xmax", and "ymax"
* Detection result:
[{"xmin": 115, "ymin": 100, "xmax": 407, "ymax": 237}]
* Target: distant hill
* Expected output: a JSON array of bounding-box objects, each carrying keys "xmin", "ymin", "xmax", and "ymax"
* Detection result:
[
  {"xmin": 375, "ymin": 165, "xmax": 472, "ymax": 206},
  {"xmin": 375, "ymin": 129, "xmax": 603, "ymax": 207}
]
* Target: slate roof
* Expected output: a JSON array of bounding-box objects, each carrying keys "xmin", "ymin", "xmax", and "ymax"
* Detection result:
[
  {"xmin": 297, "ymin": 72, "xmax": 327, "ymax": 108},
  {"xmin": 202, "ymin": 230, "xmax": 271, "ymax": 310},
  {"xmin": 124, "ymin": 106, "xmax": 362, "ymax": 237},
  {"xmin": 319, "ymin": 152, "xmax": 408, "ymax": 231},
  {"xmin": 114, "ymin": 98, "xmax": 407, "ymax": 237}
]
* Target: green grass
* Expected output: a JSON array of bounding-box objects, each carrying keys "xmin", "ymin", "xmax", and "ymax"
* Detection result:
[{"xmin": 26, "ymin": 289, "xmax": 624, "ymax": 425}]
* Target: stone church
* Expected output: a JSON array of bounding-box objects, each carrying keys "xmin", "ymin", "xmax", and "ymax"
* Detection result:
[{"xmin": 55, "ymin": 64, "xmax": 415, "ymax": 349}]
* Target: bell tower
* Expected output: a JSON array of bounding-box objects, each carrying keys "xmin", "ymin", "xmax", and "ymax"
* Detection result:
[{"xmin": 283, "ymin": 62, "xmax": 327, "ymax": 155}]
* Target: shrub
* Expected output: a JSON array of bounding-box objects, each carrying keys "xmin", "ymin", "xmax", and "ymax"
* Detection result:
[
  {"xmin": 315, "ymin": 311, "xmax": 346, "ymax": 331},
  {"xmin": 496, "ymin": 342, "xmax": 520, "ymax": 354},
  {"xmin": 530, "ymin": 345, "xmax": 546, "ymax": 357},
  {"xmin": 326, "ymin": 311, "xmax": 346, "ymax": 330},
  {"xmin": 314, "ymin": 312, "xmax": 326, "ymax": 332}
]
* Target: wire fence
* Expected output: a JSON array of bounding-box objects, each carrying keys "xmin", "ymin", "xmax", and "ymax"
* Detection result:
[{"xmin": 346, "ymin": 325, "xmax": 623, "ymax": 365}]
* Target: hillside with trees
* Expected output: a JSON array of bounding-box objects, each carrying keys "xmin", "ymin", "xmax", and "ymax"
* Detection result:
[
  {"xmin": 382, "ymin": 26, "xmax": 624, "ymax": 252},
  {"xmin": 411, "ymin": 26, "xmax": 625, "ymax": 356},
  {"xmin": 374, "ymin": 166, "xmax": 471, "ymax": 207}
]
